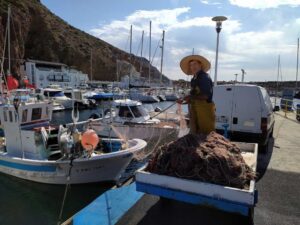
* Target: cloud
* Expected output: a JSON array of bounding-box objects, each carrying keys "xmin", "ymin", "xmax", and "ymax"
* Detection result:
[
  {"xmin": 229, "ymin": 0, "xmax": 300, "ymax": 9},
  {"xmin": 89, "ymin": 6, "xmax": 299, "ymax": 82},
  {"xmin": 201, "ymin": 0, "xmax": 221, "ymax": 5}
]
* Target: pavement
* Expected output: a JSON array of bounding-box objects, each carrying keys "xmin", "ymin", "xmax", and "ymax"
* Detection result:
[{"xmin": 117, "ymin": 111, "xmax": 300, "ymax": 225}]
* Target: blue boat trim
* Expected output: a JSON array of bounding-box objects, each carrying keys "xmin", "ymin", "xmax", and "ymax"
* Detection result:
[
  {"xmin": 0, "ymin": 159, "xmax": 56, "ymax": 172},
  {"xmin": 73, "ymin": 183, "xmax": 144, "ymax": 225},
  {"xmin": 136, "ymin": 181, "xmax": 252, "ymax": 216}
]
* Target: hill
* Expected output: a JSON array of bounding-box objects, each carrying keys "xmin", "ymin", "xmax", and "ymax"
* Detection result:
[{"xmin": 0, "ymin": 0, "xmax": 169, "ymax": 83}]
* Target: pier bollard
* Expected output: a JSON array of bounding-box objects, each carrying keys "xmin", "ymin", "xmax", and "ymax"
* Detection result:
[
  {"xmin": 222, "ymin": 123, "xmax": 229, "ymax": 139},
  {"xmin": 285, "ymin": 100, "xmax": 288, "ymax": 118}
]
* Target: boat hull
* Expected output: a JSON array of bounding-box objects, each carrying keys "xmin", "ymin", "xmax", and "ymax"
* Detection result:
[{"xmin": 0, "ymin": 139, "xmax": 146, "ymax": 184}]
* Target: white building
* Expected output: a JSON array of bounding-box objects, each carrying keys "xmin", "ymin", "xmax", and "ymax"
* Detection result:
[{"xmin": 20, "ymin": 59, "xmax": 89, "ymax": 89}]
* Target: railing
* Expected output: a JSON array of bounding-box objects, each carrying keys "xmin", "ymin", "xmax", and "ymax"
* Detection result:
[{"xmin": 271, "ymin": 97, "xmax": 300, "ymax": 120}]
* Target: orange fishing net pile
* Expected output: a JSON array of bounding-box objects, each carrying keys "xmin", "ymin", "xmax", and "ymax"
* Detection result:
[{"xmin": 146, "ymin": 131, "xmax": 256, "ymax": 189}]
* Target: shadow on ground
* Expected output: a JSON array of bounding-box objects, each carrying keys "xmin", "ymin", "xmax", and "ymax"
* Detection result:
[{"xmin": 256, "ymin": 137, "xmax": 274, "ymax": 181}]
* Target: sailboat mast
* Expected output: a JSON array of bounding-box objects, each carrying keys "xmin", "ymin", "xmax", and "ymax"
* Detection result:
[
  {"xmin": 129, "ymin": 25, "xmax": 132, "ymax": 89},
  {"xmin": 160, "ymin": 30, "xmax": 165, "ymax": 87},
  {"xmin": 296, "ymin": 38, "xmax": 299, "ymax": 90},
  {"xmin": 90, "ymin": 49, "xmax": 93, "ymax": 81},
  {"xmin": 275, "ymin": 55, "xmax": 280, "ymax": 107},
  {"xmin": 7, "ymin": 5, "xmax": 11, "ymax": 74},
  {"xmin": 140, "ymin": 30, "xmax": 144, "ymax": 73},
  {"xmin": 148, "ymin": 21, "xmax": 152, "ymax": 86}
]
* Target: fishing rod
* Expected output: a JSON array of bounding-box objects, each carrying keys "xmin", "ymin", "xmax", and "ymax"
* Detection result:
[{"xmin": 149, "ymin": 101, "xmax": 178, "ymax": 120}]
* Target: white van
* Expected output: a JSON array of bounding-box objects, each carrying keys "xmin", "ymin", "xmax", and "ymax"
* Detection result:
[{"xmin": 213, "ymin": 84, "xmax": 275, "ymax": 150}]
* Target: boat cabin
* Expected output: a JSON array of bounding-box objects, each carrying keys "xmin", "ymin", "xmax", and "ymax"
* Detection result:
[
  {"xmin": 110, "ymin": 99, "xmax": 159, "ymax": 124},
  {"xmin": 0, "ymin": 100, "xmax": 54, "ymax": 159}
]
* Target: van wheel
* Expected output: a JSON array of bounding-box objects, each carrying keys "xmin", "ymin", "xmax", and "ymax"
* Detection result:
[
  {"xmin": 270, "ymin": 128, "xmax": 274, "ymax": 138},
  {"xmin": 259, "ymin": 140, "xmax": 269, "ymax": 154}
]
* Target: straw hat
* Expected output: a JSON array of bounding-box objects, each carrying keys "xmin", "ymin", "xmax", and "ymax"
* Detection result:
[{"xmin": 180, "ymin": 55, "xmax": 211, "ymax": 75}]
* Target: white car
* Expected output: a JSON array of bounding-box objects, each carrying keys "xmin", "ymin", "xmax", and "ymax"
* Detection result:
[{"xmin": 213, "ymin": 84, "xmax": 275, "ymax": 151}]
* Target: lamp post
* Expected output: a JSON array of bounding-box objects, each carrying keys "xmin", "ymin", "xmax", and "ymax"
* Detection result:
[
  {"xmin": 234, "ymin": 73, "xmax": 238, "ymax": 83},
  {"xmin": 212, "ymin": 16, "xmax": 227, "ymax": 86}
]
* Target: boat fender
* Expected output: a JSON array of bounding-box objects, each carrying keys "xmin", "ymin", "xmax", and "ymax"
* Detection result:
[{"xmin": 81, "ymin": 129, "xmax": 99, "ymax": 152}]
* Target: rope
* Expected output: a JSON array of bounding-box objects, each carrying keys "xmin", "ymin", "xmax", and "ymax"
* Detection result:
[{"xmin": 57, "ymin": 156, "xmax": 74, "ymax": 225}]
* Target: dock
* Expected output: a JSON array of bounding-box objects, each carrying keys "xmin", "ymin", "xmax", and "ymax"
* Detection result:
[{"xmin": 64, "ymin": 111, "xmax": 300, "ymax": 225}]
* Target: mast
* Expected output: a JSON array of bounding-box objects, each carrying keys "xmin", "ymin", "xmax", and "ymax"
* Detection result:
[
  {"xmin": 296, "ymin": 38, "xmax": 299, "ymax": 90},
  {"xmin": 275, "ymin": 55, "xmax": 280, "ymax": 107},
  {"xmin": 90, "ymin": 49, "xmax": 93, "ymax": 81},
  {"xmin": 129, "ymin": 25, "xmax": 132, "ymax": 89},
  {"xmin": 160, "ymin": 30, "xmax": 165, "ymax": 87},
  {"xmin": 140, "ymin": 30, "xmax": 144, "ymax": 73},
  {"xmin": 148, "ymin": 21, "xmax": 152, "ymax": 86},
  {"xmin": 7, "ymin": 5, "xmax": 11, "ymax": 74}
]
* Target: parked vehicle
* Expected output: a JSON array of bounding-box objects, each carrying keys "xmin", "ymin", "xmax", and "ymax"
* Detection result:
[{"xmin": 213, "ymin": 84, "xmax": 275, "ymax": 150}]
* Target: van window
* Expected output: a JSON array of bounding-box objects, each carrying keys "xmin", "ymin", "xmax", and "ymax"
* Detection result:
[
  {"xmin": 32, "ymin": 108, "xmax": 42, "ymax": 120},
  {"xmin": 22, "ymin": 109, "xmax": 28, "ymax": 122}
]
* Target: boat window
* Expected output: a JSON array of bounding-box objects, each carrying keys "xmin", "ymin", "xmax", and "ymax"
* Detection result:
[
  {"xmin": 22, "ymin": 109, "xmax": 28, "ymax": 122},
  {"xmin": 44, "ymin": 91, "xmax": 64, "ymax": 97},
  {"xmin": 65, "ymin": 93, "xmax": 72, "ymax": 98},
  {"xmin": 131, "ymin": 106, "xmax": 148, "ymax": 117},
  {"xmin": 119, "ymin": 106, "xmax": 133, "ymax": 118},
  {"xmin": 9, "ymin": 111, "xmax": 13, "ymax": 122},
  {"xmin": 32, "ymin": 108, "xmax": 42, "ymax": 120}
]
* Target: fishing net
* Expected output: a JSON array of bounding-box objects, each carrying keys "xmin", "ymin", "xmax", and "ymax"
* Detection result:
[{"xmin": 146, "ymin": 131, "xmax": 256, "ymax": 189}]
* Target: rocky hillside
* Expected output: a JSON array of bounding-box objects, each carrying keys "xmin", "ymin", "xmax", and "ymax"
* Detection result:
[{"xmin": 0, "ymin": 0, "xmax": 169, "ymax": 83}]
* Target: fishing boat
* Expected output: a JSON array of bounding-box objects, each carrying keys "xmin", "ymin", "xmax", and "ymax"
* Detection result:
[
  {"xmin": 90, "ymin": 99, "xmax": 179, "ymax": 151},
  {"xmin": 64, "ymin": 88, "xmax": 97, "ymax": 109},
  {"xmin": 129, "ymin": 89, "xmax": 160, "ymax": 103},
  {"xmin": 0, "ymin": 98, "xmax": 147, "ymax": 184},
  {"xmin": 38, "ymin": 85, "xmax": 73, "ymax": 109}
]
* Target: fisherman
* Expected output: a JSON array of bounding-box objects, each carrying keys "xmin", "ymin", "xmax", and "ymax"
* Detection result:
[{"xmin": 177, "ymin": 55, "xmax": 215, "ymax": 134}]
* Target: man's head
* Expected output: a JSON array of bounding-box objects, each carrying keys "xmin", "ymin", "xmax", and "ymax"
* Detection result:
[{"xmin": 189, "ymin": 60, "xmax": 202, "ymax": 75}]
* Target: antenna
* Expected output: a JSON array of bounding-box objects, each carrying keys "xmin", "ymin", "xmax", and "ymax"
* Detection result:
[{"xmin": 241, "ymin": 69, "xmax": 246, "ymax": 82}]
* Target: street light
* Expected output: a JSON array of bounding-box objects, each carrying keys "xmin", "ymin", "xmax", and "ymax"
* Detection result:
[
  {"xmin": 212, "ymin": 16, "xmax": 227, "ymax": 86},
  {"xmin": 234, "ymin": 73, "xmax": 238, "ymax": 83}
]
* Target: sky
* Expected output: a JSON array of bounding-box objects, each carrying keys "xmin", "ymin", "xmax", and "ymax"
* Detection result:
[{"xmin": 41, "ymin": 0, "xmax": 300, "ymax": 82}]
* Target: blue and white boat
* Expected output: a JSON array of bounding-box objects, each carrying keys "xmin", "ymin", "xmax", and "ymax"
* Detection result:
[{"xmin": 0, "ymin": 98, "xmax": 147, "ymax": 184}]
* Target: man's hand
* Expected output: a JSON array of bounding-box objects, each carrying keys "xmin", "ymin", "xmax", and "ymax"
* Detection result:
[{"xmin": 177, "ymin": 95, "xmax": 190, "ymax": 104}]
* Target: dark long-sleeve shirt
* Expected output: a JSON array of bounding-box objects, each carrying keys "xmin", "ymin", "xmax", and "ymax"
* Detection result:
[{"xmin": 190, "ymin": 70, "xmax": 213, "ymax": 103}]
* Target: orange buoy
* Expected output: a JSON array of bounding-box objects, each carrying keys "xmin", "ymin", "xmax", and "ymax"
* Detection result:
[{"xmin": 81, "ymin": 129, "xmax": 99, "ymax": 151}]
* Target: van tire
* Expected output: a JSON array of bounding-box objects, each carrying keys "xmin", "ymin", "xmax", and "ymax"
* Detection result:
[
  {"xmin": 270, "ymin": 128, "xmax": 274, "ymax": 138},
  {"xmin": 259, "ymin": 138, "xmax": 269, "ymax": 154}
]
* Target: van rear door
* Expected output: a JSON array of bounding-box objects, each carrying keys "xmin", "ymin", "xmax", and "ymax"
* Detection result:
[
  {"xmin": 231, "ymin": 86, "xmax": 261, "ymax": 133},
  {"xmin": 213, "ymin": 86, "xmax": 235, "ymax": 131}
]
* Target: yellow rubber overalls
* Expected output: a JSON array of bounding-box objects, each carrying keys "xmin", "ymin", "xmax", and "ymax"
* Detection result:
[{"xmin": 189, "ymin": 73, "xmax": 216, "ymax": 135}]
